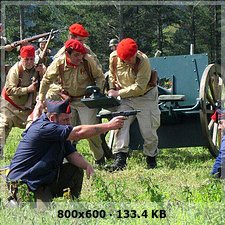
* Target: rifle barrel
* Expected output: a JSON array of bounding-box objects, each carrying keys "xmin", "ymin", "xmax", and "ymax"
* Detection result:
[{"xmin": 11, "ymin": 30, "xmax": 60, "ymax": 47}]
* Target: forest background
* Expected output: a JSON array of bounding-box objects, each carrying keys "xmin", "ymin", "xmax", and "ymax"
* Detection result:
[{"xmin": 0, "ymin": 0, "xmax": 223, "ymax": 72}]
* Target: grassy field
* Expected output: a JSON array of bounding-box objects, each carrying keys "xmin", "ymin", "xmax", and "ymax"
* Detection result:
[{"xmin": 0, "ymin": 128, "xmax": 225, "ymax": 225}]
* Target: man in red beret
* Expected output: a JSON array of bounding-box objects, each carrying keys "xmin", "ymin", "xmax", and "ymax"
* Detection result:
[
  {"xmin": 53, "ymin": 23, "xmax": 101, "ymax": 67},
  {"xmin": 36, "ymin": 39, "xmax": 107, "ymax": 165},
  {"xmin": 0, "ymin": 45, "xmax": 45, "ymax": 157},
  {"xmin": 107, "ymin": 38, "xmax": 161, "ymax": 171}
]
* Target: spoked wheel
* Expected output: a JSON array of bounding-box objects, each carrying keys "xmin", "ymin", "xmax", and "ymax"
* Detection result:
[{"xmin": 199, "ymin": 63, "xmax": 224, "ymax": 157}]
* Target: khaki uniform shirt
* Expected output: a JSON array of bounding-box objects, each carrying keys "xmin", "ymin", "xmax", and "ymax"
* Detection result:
[
  {"xmin": 39, "ymin": 54, "xmax": 104, "ymax": 101},
  {"xmin": 108, "ymin": 50, "xmax": 152, "ymax": 98},
  {"xmin": 53, "ymin": 44, "xmax": 101, "ymax": 68},
  {"xmin": 4, "ymin": 62, "xmax": 37, "ymax": 107}
]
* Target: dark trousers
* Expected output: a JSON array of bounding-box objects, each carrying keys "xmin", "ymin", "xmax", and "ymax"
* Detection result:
[{"xmin": 35, "ymin": 163, "xmax": 84, "ymax": 210}]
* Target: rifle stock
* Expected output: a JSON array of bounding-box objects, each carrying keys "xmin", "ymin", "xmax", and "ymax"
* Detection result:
[
  {"xmin": 37, "ymin": 29, "xmax": 54, "ymax": 65},
  {"xmin": 33, "ymin": 29, "xmax": 55, "ymax": 92}
]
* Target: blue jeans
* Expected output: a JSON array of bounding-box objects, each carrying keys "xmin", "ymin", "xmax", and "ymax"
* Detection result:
[{"xmin": 211, "ymin": 137, "xmax": 225, "ymax": 175}]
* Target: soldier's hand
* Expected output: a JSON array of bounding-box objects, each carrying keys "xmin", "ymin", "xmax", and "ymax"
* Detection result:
[
  {"xmin": 108, "ymin": 116, "xmax": 126, "ymax": 130},
  {"xmin": 85, "ymin": 164, "xmax": 95, "ymax": 179},
  {"xmin": 108, "ymin": 89, "xmax": 119, "ymax": 97},
  {"xmin": 35, "ymin": 63, "xmax": 46, "ymax": 77},
  {"xmin": 27, "ymin": 81, "xmax": 38, "ymax": 93},
  {"xmin": 4, "ymin": 44, "xmax": 14, "ymax": 52},
  {"xmin": 20, "ymin": 40, "xmax": 29, "ymax": 46},
  {"xmin": 33, "ymin": 100, "xmax": 45, "ymax": 119}
]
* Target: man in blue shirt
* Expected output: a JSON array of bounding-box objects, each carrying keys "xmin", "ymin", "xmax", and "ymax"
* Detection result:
[
  {"xmin": 7, "ymin": 99, "xmax": 125, "ymax": 209},
  {"xmin": 211, "ymin": 109, "xmax": 225, "ymax": 178}
]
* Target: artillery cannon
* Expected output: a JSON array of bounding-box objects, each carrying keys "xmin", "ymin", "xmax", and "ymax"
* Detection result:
[
  {"xmin": 82, "ymin": 53, "xmax": 224, "ymax": 157},
  {"xmin": 130, "ymin": 53, "xmax": 224, "ymax": 157}
]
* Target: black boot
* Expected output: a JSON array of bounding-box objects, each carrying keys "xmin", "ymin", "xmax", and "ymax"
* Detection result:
[
  {"xmin": 146, "ymin": 156, "xmax": 157, "ymax": 169},
  {"xmin": 95, "ymin": 156, "xmax": 105, "ymax": 166},
  {"xmin": 105, "ymin": 152, "xmax": 127, "ymax": 172}
]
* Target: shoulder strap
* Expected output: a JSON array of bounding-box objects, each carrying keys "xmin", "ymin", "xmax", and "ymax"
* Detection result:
[
  {"xmin": 58, "ymin": 64, "xmax": 65, "ymax": 86},
  {"xmin": 112, "ymin": 56, "xmax": 118, "ymax": 84},
  {"xmin": 133, "ymin": 57, "xmax": 141, "ymax": 75},
  {"xmin": 83, "ymin": 59, "xmax": 95, "ymax": 84},
  {"xmin": 18, "ymin": 63, "xmax": 24, "ymax": 87}
]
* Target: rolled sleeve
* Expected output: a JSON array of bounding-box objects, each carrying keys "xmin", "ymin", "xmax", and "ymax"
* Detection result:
[
  {"xmin": 64, "ymin": 141, "xmax": 76, "ymax": 157},
  {"xmin": 40, "ymin": 123, "xmax": 73, "ymax": 141},
  {"xmin": 39, "ymin": 57, "xmax": 64, "ymax": 101}
]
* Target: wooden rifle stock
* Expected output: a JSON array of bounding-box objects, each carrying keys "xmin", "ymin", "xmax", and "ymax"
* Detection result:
[
  {"xmin": 33, "ymin": 29, "xmax": 54, "ymax": 91},
  {"xmin": 37, "ymin": 29, "xmax": 54, "ymax": 64},
  {"xmin": 10, "ymin": 29, "xmax": 62, "ymax": 48}
]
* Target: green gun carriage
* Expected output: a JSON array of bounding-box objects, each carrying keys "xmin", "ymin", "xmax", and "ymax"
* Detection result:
[{"xmin": 129, "ymin": 53, "xmax": 224, "ymax": 157}]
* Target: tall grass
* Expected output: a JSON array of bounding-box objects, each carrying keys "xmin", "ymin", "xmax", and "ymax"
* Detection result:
[{"xmin": 0, "ymin": 128, "xmax": 225, "ymax": 225}]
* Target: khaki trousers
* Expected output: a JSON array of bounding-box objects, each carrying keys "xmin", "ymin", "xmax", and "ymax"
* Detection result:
[
  {"xmin": 0, "ymin": 98, "xmax": 32, "ymax": 154},
  {"xmin": 70, "ymin": 101, "xmax": 104, "ymax": 160},
  {"xmin": 113, "ymin": 87, "xmax": 161, "ymax": 157}
]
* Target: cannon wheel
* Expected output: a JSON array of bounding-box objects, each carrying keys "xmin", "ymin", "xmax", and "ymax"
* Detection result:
[{"xmin": 199, "ymin": 63, "xmax": 224, "ymax": 157}]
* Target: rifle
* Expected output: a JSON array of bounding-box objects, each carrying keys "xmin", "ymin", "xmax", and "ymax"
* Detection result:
[
  {"xmin": 97, "ymin": 110, "xmax": 141, "ymax": 119},
  {"xmin": 33, "ymin": 29, "xmax": 54, "ymax": 91},
  {"xmin": 37, "ymin": 29, "xmax": 54, "ymax": 64},
  {"xmin": 10, "ymin": 28, "xmax": 65, "ymax": 48}
]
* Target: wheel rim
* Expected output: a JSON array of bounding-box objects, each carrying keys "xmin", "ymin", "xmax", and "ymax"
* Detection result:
[{"xmin": 199, "ymin": 63, "xmax": 224, "ymax": 157}]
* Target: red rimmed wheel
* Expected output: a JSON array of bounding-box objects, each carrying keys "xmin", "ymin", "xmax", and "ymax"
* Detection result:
[{"xmin": 199, "ymin": 64, "xmax": 225, "ymax": 157}]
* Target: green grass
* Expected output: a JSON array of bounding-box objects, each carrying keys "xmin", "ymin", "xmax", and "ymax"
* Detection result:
[{"xmin": 0, "ymin": 128, "xmax": 225, "ymax": 225}]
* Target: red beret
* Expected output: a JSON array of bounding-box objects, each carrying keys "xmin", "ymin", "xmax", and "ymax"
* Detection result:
[
  {"xmin": 69, "ymin": 23, "xmax": 89, "ymax": 37},
  {"xmin": 117, "ymin": 38, "xmax": 138, "ymax": 60},
  {"xmin": 20, "ymin": 45, "xmax": 35, "ymax": 58},
  {"xmin": 64, "ymin": 39, "xmax": 87, "ymax": 54}
]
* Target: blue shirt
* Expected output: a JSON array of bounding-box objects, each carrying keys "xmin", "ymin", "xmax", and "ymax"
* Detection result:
[
  {"xmin": 7, "ymin": 113, "xmax": 75, "ymax": 191},
  {"xmin": 211, "ymin": 135, "xmax": 225, "ymax": 175}
]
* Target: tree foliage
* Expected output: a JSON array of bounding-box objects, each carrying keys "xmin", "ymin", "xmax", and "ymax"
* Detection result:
[{"xmin": 1, "ymin": 1, "xmax": 222, "ymax": 70}]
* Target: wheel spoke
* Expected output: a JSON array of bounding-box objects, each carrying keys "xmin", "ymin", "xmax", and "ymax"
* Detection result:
[
  {"xmin": 208, "ymin": 73, "xmax": 219, "ymax": 102},
  {"xmin": 205, "ymin": 109, "xmax": 214, "ymax": 114},
  {"xmin": 206, "ymin": 92, "xmax": 216, "ymax": 108},
  {"xmin": 199, "ymin": 64, "xmax": 222, "ymax": 157}
]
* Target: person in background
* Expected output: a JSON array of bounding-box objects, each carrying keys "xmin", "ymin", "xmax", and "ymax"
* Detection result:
[
  {"xmin": 7, "ymin": 99, "xmax": 125, "ymax": 210},
  {"xmin": 0, "ymin": 45, "xmax": 45, "ymax": 157},
  {"xmin": 211, "ymin": 109, "xmax": 225, "ymax": 178},
  {"xmin": 108, "ymin": 38, "xmax": 119, "ymax": 52},
  {"xmin": 35, "ymin": 37, "xmax": 52, "ymax": 67},
  {"xmin": 107, "ymin": 38, "xmax": 161, "ymax": 171}
]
